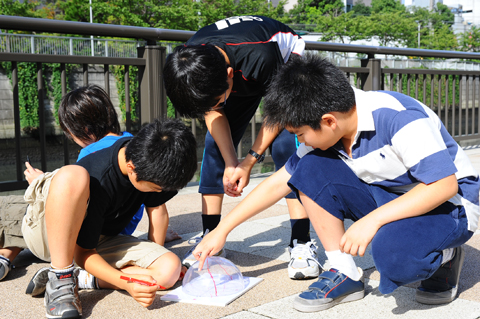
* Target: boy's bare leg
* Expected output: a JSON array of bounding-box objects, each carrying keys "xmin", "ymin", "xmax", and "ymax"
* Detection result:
[
  {"xmin": 298, "ymin": 192, "xmax": 344, "ymax": 251},
  {"xmin": 45, "ymin": 166, "xmax": 90, "ymax": 269},
  {"xmin": 202, "ymin": 194, "xmax": 223, "ymax": 216},
  {"xmin": 298, "ymin": 191, "xmax": 361, "ymax": 281},
  {"xmin": 286, "ymin": 198, "xmax": 308, "ymax": 219},
  {"xmin": 0, "ymin": 247, "xmax": 22, "ymax": 280},
  {"xmin": 97, "ymin": 252, "xmax": 181, "ymax": 290},
  {"xmin": 0, "ymin": 247, "xmax": 23, "ymax": 261}
]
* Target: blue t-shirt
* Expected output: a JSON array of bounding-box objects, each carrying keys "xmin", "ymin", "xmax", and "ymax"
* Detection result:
[{"xmin": 77, "ymin": 132, "xmax": 142, "ymax": 235}]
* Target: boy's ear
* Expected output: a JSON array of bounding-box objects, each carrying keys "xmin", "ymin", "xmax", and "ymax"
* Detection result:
[
  {"xmin": 321, "ymin": 113, "xmax": 337, "ymax": 130},
  {"xmin": 125, "ymin": 161, "xmax": 136, "ymax": 174},
  {"xmin": 227, "ymin": 67, "xmax": 234, "ymax": 79}
]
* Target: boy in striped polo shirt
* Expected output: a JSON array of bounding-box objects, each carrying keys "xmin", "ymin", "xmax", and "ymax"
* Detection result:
[{"xmin": 192, "ymin": 54, "xmax": 479, "ymax": 312}]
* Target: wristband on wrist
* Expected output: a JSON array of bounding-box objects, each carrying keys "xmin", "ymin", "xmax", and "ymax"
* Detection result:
[{"xmin": 248, "ymin": 149, "xmax": 265, "ymax": 163}]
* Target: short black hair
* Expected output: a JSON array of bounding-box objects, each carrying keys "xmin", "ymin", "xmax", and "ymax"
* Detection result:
[
  {"xmin": 125, "ymin": 118, "xmax": 197, "ymax": 192},
  {"xmin": 59, "ymin": 84, "xmax": 120, "ymax": 143},
  {"xmin": 163, "ymin": 44, "xmax": 229, "ymax": 118},
  {"xmin": 263, "ymin": 54, "xmax": 355, "ymax": 129}
]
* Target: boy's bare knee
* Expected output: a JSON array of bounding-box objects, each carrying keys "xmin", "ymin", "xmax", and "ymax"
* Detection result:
[
  {"xmin": 52, "ymin": 166, "xmax": 89, "ymax": 196},
  {"xmin": 150, "ymin": 252, "xmax": 181, "ymax": 288}
]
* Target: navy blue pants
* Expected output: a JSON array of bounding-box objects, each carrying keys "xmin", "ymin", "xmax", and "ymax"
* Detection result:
[
  {"xmin": 199, "ymin": 95, "xmax": 297, "ymax": 199},
  {"xmin": 287, "ymin": 148, "xmax": 473, "ymax": 294}
]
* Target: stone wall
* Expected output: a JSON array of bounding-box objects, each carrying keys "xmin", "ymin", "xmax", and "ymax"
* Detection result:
[{"xmin": 0, "ymin": 65, "xmax": 123, "ymax": 139}]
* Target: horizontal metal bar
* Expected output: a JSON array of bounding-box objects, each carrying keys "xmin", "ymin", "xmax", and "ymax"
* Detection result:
[
  {"xmin": 383, "ymin": 68, "xmax": 480, "ymax": 75},
  {"xmin": 0, "ymin": 180, "xmax": 28, "ymax": 192},
  {"xmin": 338, "ymin": 67, "xmax": 370, "ymax": 73},
  {"xmin": 0, "ymin": 15, "xmax": 194, "ymax": 43},
  {"xmin": 453, "ymin": 134, "xmax": 480, "ymax": 142},
  {"xmin": 0, "ymin": 52, "xmax": 145, "ymax": 65},
  {"xmin": 305, "ymin": 41, "xmax": 480, "ymax": 60}
]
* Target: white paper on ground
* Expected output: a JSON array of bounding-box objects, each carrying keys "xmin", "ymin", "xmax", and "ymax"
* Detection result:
[{"xmin": 160, "ymin": 277, "xmax": 263, "ymax": 307}]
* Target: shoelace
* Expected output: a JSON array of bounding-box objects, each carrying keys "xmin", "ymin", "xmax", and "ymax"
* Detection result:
[{"xmin": 290, "ymin": 240, "xmax": 322, "ymax": 268}]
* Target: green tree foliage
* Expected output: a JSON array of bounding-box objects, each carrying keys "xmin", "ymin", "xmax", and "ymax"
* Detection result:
[
  {"xmin": 371, "ymin": 0, "xmax": 404, "ymax": 14},
  {"xmin": 459, "ymin": 25, "xmax": 480, "ymax": 53},
  {"xmin": 351, "ymin": 1, "xmax": 371, "ymax": 16},
  {"xmin": 314, "ymin": 11, "xmax": 370, "ymax": 44},
  {"xmin": 0, "ymin": 0, "xmax": 40, "ymax": 18}
]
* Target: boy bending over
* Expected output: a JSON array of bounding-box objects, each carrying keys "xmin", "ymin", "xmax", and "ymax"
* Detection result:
[
  {"xmin": 21, "ymin": 116, "xmax": 196, "ymax": 318},
  {"xmin": 193, "ymin": 54, "xmax": 479, "ymax": 312}
]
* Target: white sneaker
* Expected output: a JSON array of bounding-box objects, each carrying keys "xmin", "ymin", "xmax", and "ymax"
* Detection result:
[
  {"xmin": 182, "ymin": 230, "xmax": 226, "ymax": 268},
  {"xmin": 288, "ymin": 239, "xmax": 321, "ymax": 280}
]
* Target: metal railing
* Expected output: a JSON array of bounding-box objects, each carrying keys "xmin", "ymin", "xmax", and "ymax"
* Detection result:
[
  {"xmin": 0, "ymin": 32, "xmax": 181, "ymax": 57},
  {"xmin": 0, "ymin": 15, "xmax": 480, "ymax": 192}
]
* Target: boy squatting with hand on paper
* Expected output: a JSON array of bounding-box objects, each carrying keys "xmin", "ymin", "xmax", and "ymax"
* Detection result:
[
  {"xmin": 193, "ymin": 54, "xmax": 479, "ymax": 312},
  {"xmin": 0, "ymin": 87, "xmax": 197, "ymax": 318},
  {"xmin": 163, "ymin": 15, "xmax": 320, "ymax": 280}
]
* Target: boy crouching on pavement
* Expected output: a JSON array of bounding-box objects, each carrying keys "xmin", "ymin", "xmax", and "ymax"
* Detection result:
[
  {"xmin": 193, "ymin": 54, "xmax": 479, "ymax": 312},
  {"xmin": 21, "ymin": 116, "xmax": 197, "ymax": 318}
]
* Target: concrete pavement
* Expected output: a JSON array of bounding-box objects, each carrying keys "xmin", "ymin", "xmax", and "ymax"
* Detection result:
[{"xmin": 2, "ymin": 148, "xmax": 480, "ymax": 318}]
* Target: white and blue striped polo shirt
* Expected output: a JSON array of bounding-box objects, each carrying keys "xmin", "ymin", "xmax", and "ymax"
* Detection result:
[{"xmin": 287, "ymin": 88, "xmax": 480, "ymax": 232}]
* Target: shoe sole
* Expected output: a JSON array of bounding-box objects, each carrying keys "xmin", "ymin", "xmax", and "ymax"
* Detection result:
[
  {"xmin": 415, "ymin": 246, "xmax": 465, "ymax": 305},
  {"xmin": 44, "ymin": 298, "xmax": 81, "ymax": 319},
  {"xmin": 288, "ymin": 267, "xmax": 320, "ymax": 280},
  {"xmin": 294, "ymin": 289, "xmax": 365, "ymax": 312}
]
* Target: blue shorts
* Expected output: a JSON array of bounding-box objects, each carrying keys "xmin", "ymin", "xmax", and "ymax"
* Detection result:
[
  {"xmin": 287, "ymin": 148, "xmax": 473, "ymax": 294},
  {"xmin": 199, "ymin": 95, "xmax": 297, "ymax": 199}
]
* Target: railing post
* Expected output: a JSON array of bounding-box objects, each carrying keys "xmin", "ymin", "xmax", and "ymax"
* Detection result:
[
  {"xmin": 137, "ymin": 44, "xmax": 167, "ymax": 124},
  {"xmin": 360, "ymin": 56, "xmax": 382, "ymax": 91}
]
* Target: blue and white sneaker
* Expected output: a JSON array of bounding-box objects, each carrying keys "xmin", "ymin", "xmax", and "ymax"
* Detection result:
[
  {"xmin": 0, "ymin": 255, "xmax": 13, "ymax": 281},
  {"xmin": 294, "ymin": 268, "xmax": 365, "ymax": 312},
  {"xmin": 288, "ymin": 240, "xmax": 321, "ymax": 280}
]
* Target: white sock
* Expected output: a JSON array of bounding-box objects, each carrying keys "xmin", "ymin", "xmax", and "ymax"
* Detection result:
[
  {"xmin": 325, "ymin": 250, "xmax": 361, "ymax": 281},
  {"xmin": 441, "ymin": 248, "xmax": 455, "ymax": 264},
  {"xmin": 77, "ymin": 269, "xmax": 99, "ymax": 289}
]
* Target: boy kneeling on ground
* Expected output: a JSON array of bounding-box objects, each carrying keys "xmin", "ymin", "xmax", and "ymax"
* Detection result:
[{"xmin": 21, "ymin": 115, "xmax": 197, "ymax": 318}]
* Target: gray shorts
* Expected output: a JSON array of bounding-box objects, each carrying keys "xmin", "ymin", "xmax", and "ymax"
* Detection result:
[
  {"xmin": 20, "ymin": 169, "xmax": 170, "ymax": 268},
  {"xmin": 0, "ymin": 195, "xmax": 28, "ymax": 249}
]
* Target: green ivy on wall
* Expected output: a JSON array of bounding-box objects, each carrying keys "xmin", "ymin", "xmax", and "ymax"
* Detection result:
[{"xmin": 0, "ymin": 62, "xmax": 70, "ymax": 134}]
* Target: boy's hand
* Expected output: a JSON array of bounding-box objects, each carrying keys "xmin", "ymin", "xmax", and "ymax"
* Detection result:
[
  {"xmin": 24, "ymin": 162, "xmax": 44, "ymax": 184},
  {"xmin": 225, "ymin": 163, "xmax": 252, "ymax": 196},
  {"xmin": 223, "ymin": 165, "xmax": 242, "ymax": 197},
  {"xmin": 192, "ymin": 229, "xmax": 227, "ymax": 271},
  {"xmin": 339, "ymin": 216, "xmax": 379, "ymax": 257},
  {"xmin": 123, "ymin": 274, "xmax": 159, "ymax": 308}
]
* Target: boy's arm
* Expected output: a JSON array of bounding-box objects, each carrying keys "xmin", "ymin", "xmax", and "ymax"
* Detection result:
[
  {"xmin": 146, "ymin": 204, "xmax": 168, "ymax": 246},
  {"xmin": 74, "ymin": 246, "xmax": 159, "ymax": 307},
  {"xmin": 227, "ymin": 124, "xmax": 282, "ymax": 197},
  {"xmin": 193, "ymin": 166, "xmax": 293, "ymax": 270},
  {"xmin": 341, "ymin": 174, "xmax": 459, "ymax": 257},
  {"xmin": 204, "ymin": 109, "xmax": 240, "ymax": 193}
]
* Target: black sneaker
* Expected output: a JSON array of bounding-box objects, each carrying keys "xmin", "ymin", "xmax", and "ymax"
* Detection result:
[
  {"xmin": 26, "ymin": 267, "xmax": 50, "ymax": 296},
  {"xmin": 44, "ymin": 270, "xmax": 82, "ymax": 318},
  {"xmin": 416, "ymin": 245, "xmax": 465, "ymax": 305}
]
